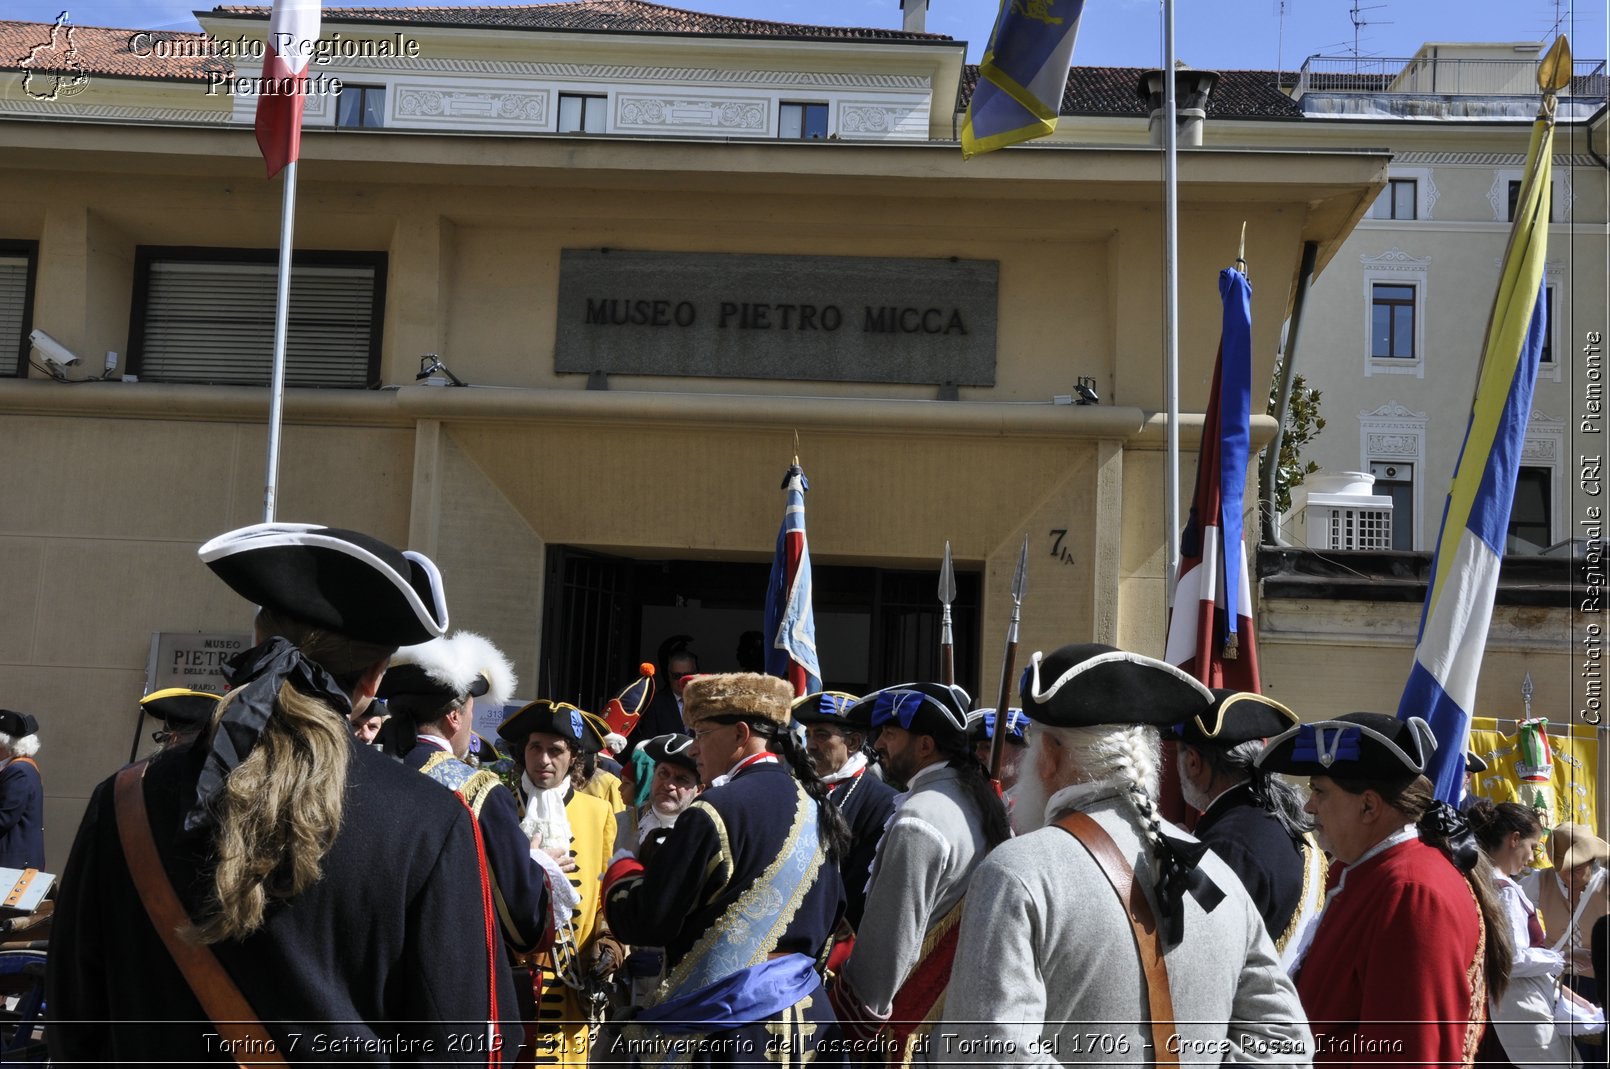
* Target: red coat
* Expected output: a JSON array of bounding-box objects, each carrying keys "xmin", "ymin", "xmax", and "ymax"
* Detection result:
[{"xmin": 1297, "ymin": 836, "xmax": 1486, "ymax": 1069}]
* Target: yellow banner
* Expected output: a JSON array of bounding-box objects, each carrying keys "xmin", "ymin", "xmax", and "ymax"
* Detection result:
[{"xmin": 1467, "ymin": 716, "xmax": 1599, "ymax": 864}]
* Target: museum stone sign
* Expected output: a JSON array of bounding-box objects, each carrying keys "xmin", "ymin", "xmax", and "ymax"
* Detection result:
[{"xmin": 555, "ymin": 249, "xmax": 998, "ymax": 386}]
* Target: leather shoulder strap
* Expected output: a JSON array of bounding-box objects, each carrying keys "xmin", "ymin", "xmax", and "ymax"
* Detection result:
[
  {"xmin": 113, "ymin": 762, "xmax": 288, "ymax": 1067},
  {"xmin": 1054, "ymin": 811, "xmax": 1178, "ymax": 1068}
]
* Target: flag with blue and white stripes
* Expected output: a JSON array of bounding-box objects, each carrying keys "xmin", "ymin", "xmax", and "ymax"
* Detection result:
[
  {"xmin": 765, "ymin": 464, "xmax": 822, "ymax": 697},
  {"xmin": 1397, "ymin": 101, "xmax": 1556, "ymax": 804}
]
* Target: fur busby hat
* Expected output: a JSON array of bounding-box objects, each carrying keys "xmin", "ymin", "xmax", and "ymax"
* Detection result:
[
  {"xmin": 1256, "ymin": 712, "xmax": 1436, "ymax": 779},
  {"xmin": 966, "ymin": 707, "xmax": 1028, "ymax": 747},
  {"xmin": 498, "ymin": 699, "xmax": 589, "ymax": 751},
  {"xmin": 640, "ymin": 732, "xmax": 698, "ymax": 774},
  {"xmin": 791, "ymin": 691, "xmax": 862, "ymax": 728},
  {"xmin": 1169, "ymin": 690, "xmax": 1298, "ymax": 749},
  {"xmin": 0, "ymin": 710, "xmax": 38, "ymax": 739},
  {"xmin": 1018, "ymin": 643, "xmax": 1212, "ymax": 728},
  {"xmin": 199, "ymin": 523, "xmax": 448, "ymax": 647},
  {"xmin": 853, "ymin": 683, "xmax": 972, "ymax": 744},
  {"xmin": 140, "ymin": 688, "xmax": 218, "ymax": 732},
  {"xmin": 379, "ymin": 631, "xmax": 517, "ymax": 724},
  {"xmin": 681, "ymin": 673, "xmax": 794, "ymax": 730}
]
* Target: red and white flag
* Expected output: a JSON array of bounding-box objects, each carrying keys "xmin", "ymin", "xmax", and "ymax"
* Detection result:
[{"xmin": 254, "ymin": 0, "xmax": 321, "ymax": 178}]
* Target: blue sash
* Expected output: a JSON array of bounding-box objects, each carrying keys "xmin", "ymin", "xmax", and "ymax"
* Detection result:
[
  {"xmin": 623, "ymin": 781, "xmax": 826, "ymax": 1067},
  {"xmin": 634, "ymin": 953, "xmax": 817, "ymax": 1033}
]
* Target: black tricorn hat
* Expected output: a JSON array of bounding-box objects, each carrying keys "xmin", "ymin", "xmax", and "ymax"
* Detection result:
[
  {"xmin": 966, "ymin": 708, "xmax": 1028, "ymax": 746},
  {"xmin": 639, "ymin": 732, "xmax": 698, "ymax": 774},
  {"xmin": 140, "ymin": 688, "xmax": 218, "ymax": 731},
  {"xmin": 1256, "ymin": 712, "xmax": 1436, "ymax": 779},
  {"xmin": 199, "ymin": 523, "xmax": 448, "ymax": 648},
  {"xmin": 1465, "ymin": 750, "xmax": 1489, "ymax": 774},
  {"xmin": 1169, "ymin": 689, "xmax": 1299, "ymax": 748},
  {"xmin": 1018, "ymin": 644, "xmax": 1213, "ymax": 728},
  {"xmin": 0, "ymin": 710, "xmax": 38, "ymax": 738},
  {"xmin": 791, "ymin": 691, "xmax": 862, "ymax": 728},
  {"xmin": 850, "ymin": 682, "xmax": 971, "ymax": 743},
  {"xmin": 499, "ymin": 699, "xmax": 589, "ymax": 751}
]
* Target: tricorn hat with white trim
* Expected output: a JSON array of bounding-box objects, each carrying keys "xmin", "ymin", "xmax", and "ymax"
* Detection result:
[
  {"xmin": 1256, "ymin": 712, "xmax": 1435, "ymax": 779},
  {"xmin": 199, "ymin": 523, "xmax": 448, "ymax": 647},
  {"xmin": 1018, "ymin": 643, "xmax": 1213, "ymax": 728}
]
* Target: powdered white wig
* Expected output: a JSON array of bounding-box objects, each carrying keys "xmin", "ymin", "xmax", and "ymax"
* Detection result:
[
  {"xmin": 391, "ymin": 630, "xmax": 518, "ymax": 710},
  {"xmin": 0, "ymin": 733, "xmax": 39, "ymax": 758}
]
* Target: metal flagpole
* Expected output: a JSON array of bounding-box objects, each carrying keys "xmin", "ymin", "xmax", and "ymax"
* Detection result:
[
  {"xmin": 263, "ymin": 159, "xmax": 298, "ymax": 522},
  {"xmin": 1162, "ymin": 0, "xmax": 1182, "ymax": 607}
]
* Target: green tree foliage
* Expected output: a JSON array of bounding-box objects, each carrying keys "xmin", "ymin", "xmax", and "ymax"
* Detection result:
[{"xmin": 1268, "ymin": 369, "xmax": 1325, "ymax": 515}]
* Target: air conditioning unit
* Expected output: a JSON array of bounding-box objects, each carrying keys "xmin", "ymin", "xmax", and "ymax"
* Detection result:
[{"xmin": 1286, "ymin": 471, "xmax": 1394, "ymax": 550}]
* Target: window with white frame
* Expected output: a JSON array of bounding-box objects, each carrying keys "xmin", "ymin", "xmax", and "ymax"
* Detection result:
[
  {"xmin": 1367, "ymin": 167, "xmax": 1436, "ymax": 221},
  {"xmin": 1491, "ymin": 166, "xmax": 1571, "ymax": 222},
  {"xmin": 1361, "ymin": 249, "xmax": 1429, "ymax": 377},
  {"xmin": 1371, "ymin": 283, "xmax": 1416, "ymax": 359},
  {"xmin": 1507, "ymin": 466, "xmax": 1552, "ymax": 552},
  {"xmin": 1368, "ymin": 461, "xmax": 1415, "ymax": 551},
  {"xmin": 0, "ymin": 240, "xmax": 36, "ymax": 377},
  {"xmin": 1361, "ymin": 401, "xmax": 1426, "ymax": 550},
  {"xmin": 1371, "ymin": 178, "xmax": 1418, "ymax": 220},
  {"xmin": 558, "ymin": 93, "xmax": 607, "ymax": 134},
  {"xmin": 128, "ymin": 247, "xmax": 385, "ymax": 388}
]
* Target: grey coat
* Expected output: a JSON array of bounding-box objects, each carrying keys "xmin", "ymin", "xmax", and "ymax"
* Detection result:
[
  {"xmin": 840, "ymin": 765, "xmax": 989, "ymax": 1018},
  {"xmin": 937, "ymin": 787, "xmax": 1313, "ymax": 1067}
]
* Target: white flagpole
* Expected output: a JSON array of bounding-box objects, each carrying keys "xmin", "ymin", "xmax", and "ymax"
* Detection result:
[
  {"xmin": 1162, "ymin": 0, "xmax": 1181, "ymax": 607},
  {"xmin": 263, "ymin": 158, "xmax": 298, "ymax": 522}
]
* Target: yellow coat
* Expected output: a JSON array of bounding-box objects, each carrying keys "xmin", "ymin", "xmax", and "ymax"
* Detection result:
[
  {"xmin": 529, "ymin": 789, "xmax": 615, "ymax": 1066},
  {"xmin": 578, "ymin": 768, "xmax": 626, "ymax": 814}
]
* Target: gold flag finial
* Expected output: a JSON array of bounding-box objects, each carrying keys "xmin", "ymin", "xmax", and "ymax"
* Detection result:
[{"xmin": 1538, "ymin": 37, "xmax": 1573, "ymax": 94}]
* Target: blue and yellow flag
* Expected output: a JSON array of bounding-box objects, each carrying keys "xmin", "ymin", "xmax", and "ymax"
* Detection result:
[
  {"xmin": 961, "ymin": 0, "xmax": 1085, "ymax": 159},
  {"xmin": 1397, "ymin": 39, "xmax": 1570, "ymax": 804}
]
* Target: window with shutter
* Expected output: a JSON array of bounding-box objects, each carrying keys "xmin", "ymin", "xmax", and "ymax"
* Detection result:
[
  {"xmin": 0, "ymin": 242, "xmax": 38, "ymax": 378},
  {"xmin": 129, "ymin": 248, "xmax": 385, "ymax": 388}
]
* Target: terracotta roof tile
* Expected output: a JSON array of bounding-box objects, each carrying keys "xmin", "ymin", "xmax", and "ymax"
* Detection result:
[
  {"xmin": 210, "ymin": 0, "xmax": 952, "ymax": 41},
  {"xmin": 0, "ymin": 18, "xmax": 231, "ymax": 82},
  {"xmin": 960, "ymin": 64, "xmax": 1304, "ymax": 121}
]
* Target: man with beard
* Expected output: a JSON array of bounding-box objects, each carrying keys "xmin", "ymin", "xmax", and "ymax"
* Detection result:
[
  {"xmin": 939, "ymin": 644, "xmax": 1312, "ymax": 1067},
  {"xmin": 831, "ymin": 683, "xmax": 1010, "ymax": 1065},
  {"xmin": 1257, "ymin": 713, "xmax": 1512, "ymax": 1067},
  {"xmin": 1170, "ymin": 690, "xmax": 1325, "ymax": 966},
  {"xmin": 602, "ymin": 673, "xmax": 849, "ymax": 1067},
  {"xmin": 796, "ymin": 690, "xmax": 898, "ymax": 931}
]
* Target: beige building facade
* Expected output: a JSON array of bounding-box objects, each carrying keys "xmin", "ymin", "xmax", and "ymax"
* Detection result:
[{"xmin": 4, "ymin": 2, "xmax": 1398, "ymax": 863}]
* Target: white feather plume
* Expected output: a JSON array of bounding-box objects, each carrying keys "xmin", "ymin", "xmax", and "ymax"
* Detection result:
[
  {"xmin": 454, "ymin": 630, "xmax": 518, "ymax": 710},
  {"xmin": 390, "ymin": 630, "xmax": 518, "ymax": 708}
]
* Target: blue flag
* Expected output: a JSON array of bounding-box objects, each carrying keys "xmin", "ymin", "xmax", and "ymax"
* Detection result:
[
  {"xmin": 962, "ymin": 0, "xmax": 1085, "ymax": 159},
  {"xmin": 1397, "ymin": 103, "xmax": 1555, "ymax": 803},
  {"xmin": 764, "ymin": 465, "xmax": 822, "ymax": 696}
]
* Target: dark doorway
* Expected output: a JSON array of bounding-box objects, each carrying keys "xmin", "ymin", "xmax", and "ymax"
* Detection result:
[{"xmin": 540, "ymin": 548, "xmax": 982, "ymax": 710}]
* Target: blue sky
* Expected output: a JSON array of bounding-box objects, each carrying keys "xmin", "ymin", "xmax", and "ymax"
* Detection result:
[{"xmin": 9, "ymin": 0, "xmax": 1606, "ymax": 69}]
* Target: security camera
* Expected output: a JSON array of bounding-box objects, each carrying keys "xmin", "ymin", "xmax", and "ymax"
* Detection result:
[{"xmin": 30, "ymin": 329, "xmax": 81, "ymax": 375}]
